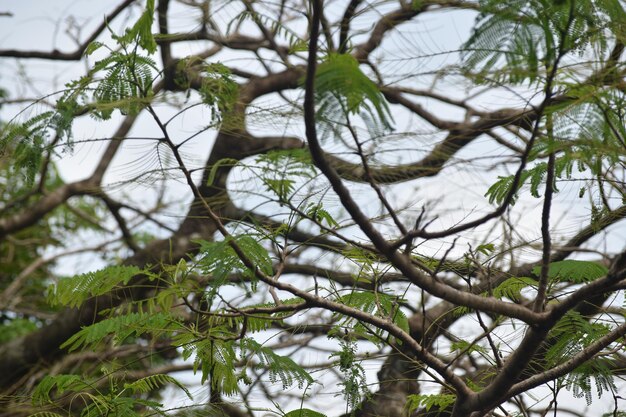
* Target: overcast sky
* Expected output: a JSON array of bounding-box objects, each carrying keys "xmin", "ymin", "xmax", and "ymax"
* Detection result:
[{"xmin": 1, "ymin": 1, "xmax": 624, "ymax": 415}]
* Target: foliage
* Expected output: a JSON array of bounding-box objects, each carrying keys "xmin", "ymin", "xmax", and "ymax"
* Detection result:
[
  {"xmin": 241, "ymin": 338, "xmax": 314, "ymax": 390},
  {"xmin": 463, "ymin": 0, "xmax": 626, "ymax": 84},
  {"xmin": 31, "ymin": 372, "xmax": 191, "ymax": 416},
  {"xmin": 332, "ymin": 291, "xmax": 410, "ymax": 342},
  {"xmin": 196, "ymin": 234, "xmax": 273, "ymax": 289},
  {"xmin": 329, "ymin": 338, "xmax": 369, "ymax": 411},
  {"xmin": 49, "ymin": 265, "xmax": 148, "ymax": 308},
  {"xmin": 60, "ymin": 311, "xmax": 181, "ymax": 352},
  {"xmin": 283, "ymin": 409, "xmax": 327, "ymax": 417},
  {"xmin": 492, "ymin": 276, "xmax": 537, "ymax": 301},
  {"xmin": 315, "ymin": 53, "xmax": 393, "ymax": 132},
  {"xmin": 176, "ymin": 59, "xmax": 240, "ymax": 127},
  {"xmin": 405, "ymin": 393, "xmax": 457, "ymax": 413},
  {"xmin": 255, "ymin": 149, "xmax": 317, "ymax": 203},
  {"xmin": 2, "ymin": 0, "xmax": 626, "ymax": 416},
  {"xmin": 531, "ymin": 259, "xmax": 608, "ymax": 283}
]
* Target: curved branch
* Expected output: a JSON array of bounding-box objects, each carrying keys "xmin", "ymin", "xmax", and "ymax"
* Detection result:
[
  {"xmin": 0, "ymin": 47, "xmax": 318, "ymax": 389},
  {"xmin": 338, "ymin": 0, "xmax": 363, "ymax": 53},
  {"xmin": 505, "ymin": 322, "xmax": 626, "ymax": 407},
  {"xmin": 157, "ymin": 30, "xmax": 291, "ymax": 56},
  {"xmin": 0, "ymin": 0, "xmax": 137, "ymax": 60},
  {"xmin": 0, "ymin": 113, "xmax": 138, "ymax": 240},
  {"xmin": 325, "ymin": 107, "xmax": 535, "ymax": 184},
  {"xmin": 353, "ymin": 4, "xmax": 420, "ymax": 62}
]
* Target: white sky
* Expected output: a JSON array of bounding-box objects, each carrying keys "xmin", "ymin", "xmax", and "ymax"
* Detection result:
[{"xmin": 1, "ymin": 1, "xmax": 625, "ymax": 415}]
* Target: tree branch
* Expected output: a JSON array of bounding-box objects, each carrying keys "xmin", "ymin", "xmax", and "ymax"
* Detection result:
[{"xmin": 0, "ymin": 0, "xmax": 137, "ymax": 60}]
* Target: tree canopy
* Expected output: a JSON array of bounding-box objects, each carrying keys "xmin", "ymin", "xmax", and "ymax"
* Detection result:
[{"xmin": 1, "ymin": 0, "xmax": 626, "ymax": 416}]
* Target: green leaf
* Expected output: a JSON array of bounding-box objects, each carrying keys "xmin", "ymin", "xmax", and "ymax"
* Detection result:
[
  {"xmin": 255, "ymin": 149, "xmax": 316, "ymax": 203},
  {"xmin": 209, "ymin": 297, "xmax": 305, "ymax": 333},
  {"xmin": 124, "ymin": 374, "xmax": 193, "ymax": 400},
  {"xmin": 449, "ymin": 340, "xmax": 488, "ymax": 355},
  {"xmin": 306, "ymin": 202, "xmax": 339, "ymax": 228},
  {"xmin": 49, "ymin": 265, "xmax": 145, "ymax": 308},
  {"xmin": 60, "ymin": 311, "xmax": 180, "ymax": 352},
  {"xmin": 546, "ymin": 311, "xmax": 611, "ymax": 368},
  {"xmin": 462, "ymin": 0, "xmax": 617, "ymax": 85},
  {"xmin": 119, "ymin": 0, "xmax": 157, "ymax": 53},
  {"xmin": 476, "ymin": 243, "xmax": 495, "ymax": 255},
  {"xmin": 174, "ymin": 59, "xmax": 240, "ymax": 126},
  {"xmin": 242, "ymin": 339, "xmax": 314, "ymax": 389},
  {"xmin": 486, "ymin": 155, "xmax": 581, "ymax": 205},
  {"xmin": 333, "ymin": 291, "xmax": 409, "ymax": 337},
  {"xmin": 226, "ymin": 9, "xmax": 304, "ymax": 53},
  {"xmin": 327, "ymin": 338, "xmax": 369, "ymax": 409},
  {"xmin": 315, "ymin": 53, "xmax": 393, "ymax": 131},
  {"xmin": 492, "ymin": 276, "xmax": 536, "ymax": 301},
  {"xmin": 1, "ymin": 112, "xmax": 62, "ymax": 186},
  {"xmin": 206, "ymin": 157, "xmax": 239, "ymax": 186},
  {"xmin": 485, "ymin": 171, "xmax": 531, "ymax": 205},
  {"xmin": 284, "ymin": 409, "xmax": 327, "ymax": 417},
  {"xmin": 86, "ymin": 52, "xmax": 158, "ymax": 119},
  {"xmin": 564, "ymin": 358, "xmax": 616, "ymax": 406},
  {"xmin": 32, "ymin": 374, "xmax": 92, "ymax": 405},
  {"xmin": 406, "ymin": 393, "xmax": 456, "ymax": 413},
  {"xmin": 84, "ymin": 41, "xmax": 105, "ymax": 56},
  {"xmin": 531, "ymin": 260, "xmax": 608, "ymax": 283},
  {"xmin": 197, "ymin": 235, "xmax": 273, "ymax": 287},
  {"xmin": 179, "ymin": 338, "xmax": 239, "ymax": 394},
  {"xmin": 198, "ymin": 63, "xmax": 239, "ymax": 126}
]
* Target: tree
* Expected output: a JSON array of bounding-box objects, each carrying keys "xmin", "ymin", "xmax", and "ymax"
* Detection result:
[{"xmin": 1, "ymin": 0, "xmax": 626, "ymax": 415}]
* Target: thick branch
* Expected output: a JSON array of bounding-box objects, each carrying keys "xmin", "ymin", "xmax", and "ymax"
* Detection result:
[
  {"xmin": 0, "ymin": 113, "xmax": 137, "ymax": 240},
  {"xmin": 0, "ymin": 0, "xmax": 136, "ymax": 60},
  {"xmin": 325, "ymin": 107, "xmax": 535, "ymax": 184}
]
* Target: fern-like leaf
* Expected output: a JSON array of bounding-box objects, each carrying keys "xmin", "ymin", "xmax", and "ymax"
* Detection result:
[
  {"xmin": 492, "ymin": 276, "xmax": 536, "ymax": 301},
  {"xmin": 531, "ymin": 260, "xmax": 608, "ymax": 283},
  {"xmin": 242, "ymin": 339, "xmax": 314, "ymax": 389},
  {"xmin": 284, "ymin": 409, "xmax": 327, "ymax": 417},
  {"xmin": 255, "ymin": 149, "xmax": 316, "ymax": 203},
  {"xmin": 406, "ymin": 393, "xmax": 456, "ymax": 413},
  {"xmin": 49, "ymin": 265, "xmax": 145, "ymax": 308},
  {"xmin": 329, "ymin": 339, "xmax": 368, "ymax": 409},
  {"xmin": 563, "ymin": 358, "xmax": 616, "ymax": 406},
  {"xmin": 190, "ymin": 339, "xmax": 240, "ymax": 395},
  {"xmin": 463, "ymin": 0, "xmax": 621, "ymax": 85},
  {"xmin": 117, "ymin": 0, "xmax": 157, "ymax": 53},
  {"xmin": 315, "ymin": 53, "xmax": 393, "ymax": 132},
  {"xmin": 546, "ymin": 311, "xmax": 611, "ymax": 366},
  {"xmin": 61, "ymin": 311, "xmax": 180, "ymax": 352},
  {"xmin": 32, "ymin": 374, "xmax": 92, "ymax": 405},
  {"xmin": 124, "ymin": 374, "xmax": 193, "ymax": 400},
  {"xmin": 196, "ymin": 235, "xmax": 273, "ymax": 289},
  {"xmin": 333, "ymin": 291, "xmax": 409, "ymax": 335},
  {"xmin": 90, "ymin": 52, "xmax": 158, "ymax": 118}
]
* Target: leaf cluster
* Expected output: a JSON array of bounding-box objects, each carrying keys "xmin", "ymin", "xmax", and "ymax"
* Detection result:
[
  {"xmin": 464, "ymin": 0, "xmax": 626, "ymax": 84},
  {"xmin": 315, "ymin": 53, "xmax": 393, "ymax": 134},
  {"xmin": 329, "ymin": 339, "xmax": 369, "ymax": 410}
]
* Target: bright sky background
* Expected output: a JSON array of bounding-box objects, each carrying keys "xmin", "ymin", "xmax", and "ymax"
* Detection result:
[{"xmin": 1, "ymin": 1, "xmax": 625, "ymax": 415}]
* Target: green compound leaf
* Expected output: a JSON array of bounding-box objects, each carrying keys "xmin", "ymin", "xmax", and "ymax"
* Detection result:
[
  {"xmin": 284, "ymin": 409, "xmax": 327, "ymax": 417},
  {"xmin": 49, "ymin": 265, "xmax": 146, "ymax": 308},
  {"xmin": 61, "ymin": 311, "xmax": 180, "ymax": 352},
  {"xmin": 532, "ymin": 260, "xmax": 608, "ymax": 283},
  {"xmin": 32, "ymin": 374, "xmax": 92, "ymax": 405},
  {"xmin": 315, "ymin": 53, "xmax": 393, "ymax": 131},
  {"xmin": 406, "ymin": 393, "xmax": 456, "ymax": 413}
]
